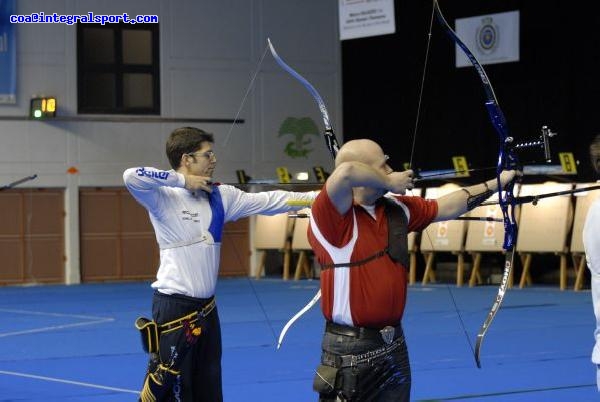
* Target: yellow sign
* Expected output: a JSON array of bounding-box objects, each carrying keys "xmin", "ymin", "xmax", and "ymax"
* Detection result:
[
  {"xmin": 276, "ymin": 167, "xmax": 291, "ymax": 183},
  {"xmin": 313, "ymin": 166, "xmax": 328, "ymax": 183},
  {"xmin": 236, "ymin": 170, "xmax": 248, "ymax": 184},
  {"xmin": 558, "ymin": 152, "xmax": 577, "ymax": 174},
  {"xmin": 452, "ymin": 156, "xmax": 470, "ymax": 177}
]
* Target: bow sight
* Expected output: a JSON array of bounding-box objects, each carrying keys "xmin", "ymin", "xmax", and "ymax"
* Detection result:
[
  {"xmin": 510, "ymin": 125, "xmax": 557, "ymax": 163},
  {"xmin": 413, "ymin": 126, "xmax": 558, "ymax": 182}
]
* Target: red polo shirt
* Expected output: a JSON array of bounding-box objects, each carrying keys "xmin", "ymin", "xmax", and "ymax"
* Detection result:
[{"xmin": 308, "ymin": 189, "xmax": 437, "ymax": 328}]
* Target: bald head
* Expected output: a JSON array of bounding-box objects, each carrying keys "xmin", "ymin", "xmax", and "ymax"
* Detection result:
[{"xmin": 335, "ymin": 139, "xmax": 385, "ymax": 167}]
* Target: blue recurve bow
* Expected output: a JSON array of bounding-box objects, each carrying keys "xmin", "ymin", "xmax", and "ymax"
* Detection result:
[{"xmin": 432, "ymin": 0, "xmax": 519, "ymax": 368}]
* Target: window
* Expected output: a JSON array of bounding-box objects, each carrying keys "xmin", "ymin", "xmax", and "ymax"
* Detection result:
[{"xmin": 77, "ymin": 23, "xmax": 160, "ymax": 114}]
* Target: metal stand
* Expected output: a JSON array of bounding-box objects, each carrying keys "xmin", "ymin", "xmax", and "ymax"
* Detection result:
[{"xmin": 0, "ymin": 174, "xmax": 38, "ymax": 191}]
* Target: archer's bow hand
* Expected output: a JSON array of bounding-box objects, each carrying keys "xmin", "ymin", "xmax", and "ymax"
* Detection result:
[
  {"xmin": 497, "ymin": 169, "xmax": 521, "ymax": 190},
  {"xmin": 411, "ymin": 167, "xmax": 422, "ymax": 180}
]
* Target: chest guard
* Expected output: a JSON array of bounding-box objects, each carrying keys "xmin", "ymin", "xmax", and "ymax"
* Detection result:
[
  {"xmin": 382, "ymin": 197, "xmax": 409, "ymax": 268},
  {"xmin": 320, "ymin": 197, "xmax": 410, "ymax": 270}
]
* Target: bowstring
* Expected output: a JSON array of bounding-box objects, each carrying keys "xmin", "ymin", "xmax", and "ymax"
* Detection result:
[
  {"xmin": 421, "ymin": 197, "xmax": 476, "ymax": 357},
  {"xmin": 222, "ymin": 44, "xmax": 270, "ymax": 148},
  {"xmin": 408, "ymin": 1, "xmax": 436, "ymax": 170},
  {"xmin": 220, "ymin": 42, "xmax": 279, "ymax": 344},
  {"xmin": 408, "ymin": 0, "xmax": 476, "ymax": 358}
]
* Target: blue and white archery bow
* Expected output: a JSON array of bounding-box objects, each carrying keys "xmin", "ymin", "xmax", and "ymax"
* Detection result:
[{"xmin": 267, "ymin": 38, "xmax": 341, "ymax": 349}]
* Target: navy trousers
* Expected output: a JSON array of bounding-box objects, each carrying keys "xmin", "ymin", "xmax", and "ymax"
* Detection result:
[{"xmin": 151, "ymin": 291, "xmax": 222, "ymax": 402}]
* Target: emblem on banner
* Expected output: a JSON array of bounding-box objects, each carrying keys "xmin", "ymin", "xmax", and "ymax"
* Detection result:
[
  {"xmin": 278, "ymin": 117, "xmax": 319, "ymax": 159},
  {"xmin": 476, "ymin": 17, "xmax": 499, "ymax": 55}
]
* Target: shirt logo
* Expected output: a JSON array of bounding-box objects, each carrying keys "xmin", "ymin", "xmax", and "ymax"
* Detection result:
[
  {"xmin": 181, "ymin": 210, "xmax": 199, "ymax": 222},
  {"xmin": 135, "ymin": 167, "xmax": 169, "ymax": 180}
]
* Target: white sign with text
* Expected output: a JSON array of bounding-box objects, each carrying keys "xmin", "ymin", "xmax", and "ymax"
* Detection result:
[{"xmin": 339, "ymin": 0, "xmax": 395, "ymax": 41}]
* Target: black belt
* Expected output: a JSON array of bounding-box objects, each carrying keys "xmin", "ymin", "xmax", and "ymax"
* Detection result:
[
  {"xmin": 322, "ymin": 340, "xmax": 403, "ymax": 368},
  {"xmin": 325, "ymin": 321, "xmax": 402, "ymax": 344},
  {"xmin": 159, "ymin": 298, "xmax": 216, "ymax": 333}
]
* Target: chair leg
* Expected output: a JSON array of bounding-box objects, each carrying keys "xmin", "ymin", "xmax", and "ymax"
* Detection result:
[
  {"xmin": 519, "ymin": 253, "xmax": 532, "ymax": 288},
  {"xmin": 559, "ymin": 253, "xmax": 568, "ymax": 290},
  {"xmin": 282, "ymin": 245, "xmax": 291, "ymax": 280},
  {"xmin": 303, "ymin": 253, "xmax": 312, "ymax": 279},
  {"xmin": 409, "ymin": 251, "xmax": 417, "ymax": 285},
  {"xmin": 469, "ymin": 253, "xmax": 482, "ymax": 287},
  {"xmin": 294, "ymin": 251, "xmax": 306, "ymax": 280},
  {"xmin": 256, "ymin": 250, "xmax": 267, "ymax": 279},
  {"xmin": 422, "ymin": 252, "xmax": 436, "ymax": 285},
  {"xmin": 574, "ymin": 254, "xmax": 587, "ymax": 291},
  {"xmin": 456, "ymin": 253, "xmax": 464, "ymax": 287}
]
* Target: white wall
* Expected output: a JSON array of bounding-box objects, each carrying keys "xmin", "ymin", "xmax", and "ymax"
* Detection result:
[{"xmin": 0, "ymin": 0, "xmax": 342, "ymax": 282}]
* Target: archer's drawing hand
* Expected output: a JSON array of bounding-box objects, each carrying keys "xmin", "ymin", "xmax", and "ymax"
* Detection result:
[
  {"xmin": 184, "ymin": 174, "xmax": 213, "ymax": 193},
  {"xmin": 387, "ymin": 169, "xmax": 415, "ymax": 195}
]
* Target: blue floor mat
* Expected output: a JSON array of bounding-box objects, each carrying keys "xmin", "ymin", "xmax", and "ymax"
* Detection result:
[{"xmin": 0, "ymin": 279, "xmax": 597, "ymax": 401}]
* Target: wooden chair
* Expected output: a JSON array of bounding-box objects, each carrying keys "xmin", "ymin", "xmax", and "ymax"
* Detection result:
[
  {"xmin": 515, "ymin": 183, "xmax": 574, "ymax": 290},
  {"xmin": 464, "ymin": 192, "xmax": 514, "ymax": 287},
  {"xmin": 404, "ymin": 189, "xmax": 422, "ymax": 285},
  {"xmin": 290, "ymin": 209, "xmax": 314, "ymax": 280},
  {"xmin": 419, "ymin": 184, "xmax": 469, "ymax": 286},
  {"xmin": 408, "ymin": 229, "xmax": 421, "ymax": 285},
  {"xmin": 570, "ymin": 183, "xmax": 600, "ymax": 291},
  {"xmin": 253, "ymin": 213, "xmax": 294, "ymax": 279}
]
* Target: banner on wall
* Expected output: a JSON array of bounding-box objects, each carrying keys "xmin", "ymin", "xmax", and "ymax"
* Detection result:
[
  {"xmin": 0, "ymin": 0, "xmax": 16, "ymax": 104},
  {"xmin": 455, "ymin": 10, "xmax": 519, "ymax": 68},
  {"xmin": 339, "ymin": 0, "xmax": 395, "ymax": 41}
]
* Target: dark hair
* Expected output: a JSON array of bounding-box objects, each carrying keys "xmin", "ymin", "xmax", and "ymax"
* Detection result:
[
  {"xmin": 166, "ymin": 127, "xmax": 214, "ymax": 169},
  {"xmin": 591, "ymin": 134, "xmax": 600, "ymax": 175}
]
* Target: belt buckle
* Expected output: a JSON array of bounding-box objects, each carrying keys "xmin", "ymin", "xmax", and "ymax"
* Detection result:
[
  {"xmin": 199, "ymin": 299, "xmax": 215, "ymax": 317},
  {"xmin": 379, "ymin": 326, "xmax": 395, "ymax": 345}
]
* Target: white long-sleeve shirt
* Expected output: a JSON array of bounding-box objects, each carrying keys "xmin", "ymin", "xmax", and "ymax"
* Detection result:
[
  {"xmin": 584, "ymin": 198, "xmax": 600, "ymax": 384},
  {"xmin": 123, "ymin": 167, "xmax": 317, "ymax": 298}
]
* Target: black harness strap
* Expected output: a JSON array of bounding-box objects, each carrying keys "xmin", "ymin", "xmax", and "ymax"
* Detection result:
[
  {"xmin": 383, "ymin": 197, "xmax": 409, "ymax": 268},
  {"xmin": 320, "ymin": 197, "xmax": 410, "ymax": 270},
  {"xmin": 321, "ymin": 249, "xmax": 387, "ymax": 269}
]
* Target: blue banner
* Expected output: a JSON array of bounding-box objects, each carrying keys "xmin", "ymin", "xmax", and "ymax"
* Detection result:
[{"xmin": 0, "ymin": 0, "xmax": 16, "ymax": 104}]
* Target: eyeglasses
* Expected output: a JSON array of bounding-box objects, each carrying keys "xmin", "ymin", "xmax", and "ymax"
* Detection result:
[
  {"xmin": 187, "ymin": 150, "xmax": 216, "ymax": 160},
  {"xmin": 382, "ymin": 155, "xmax": 393, "ymax": 174}
]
